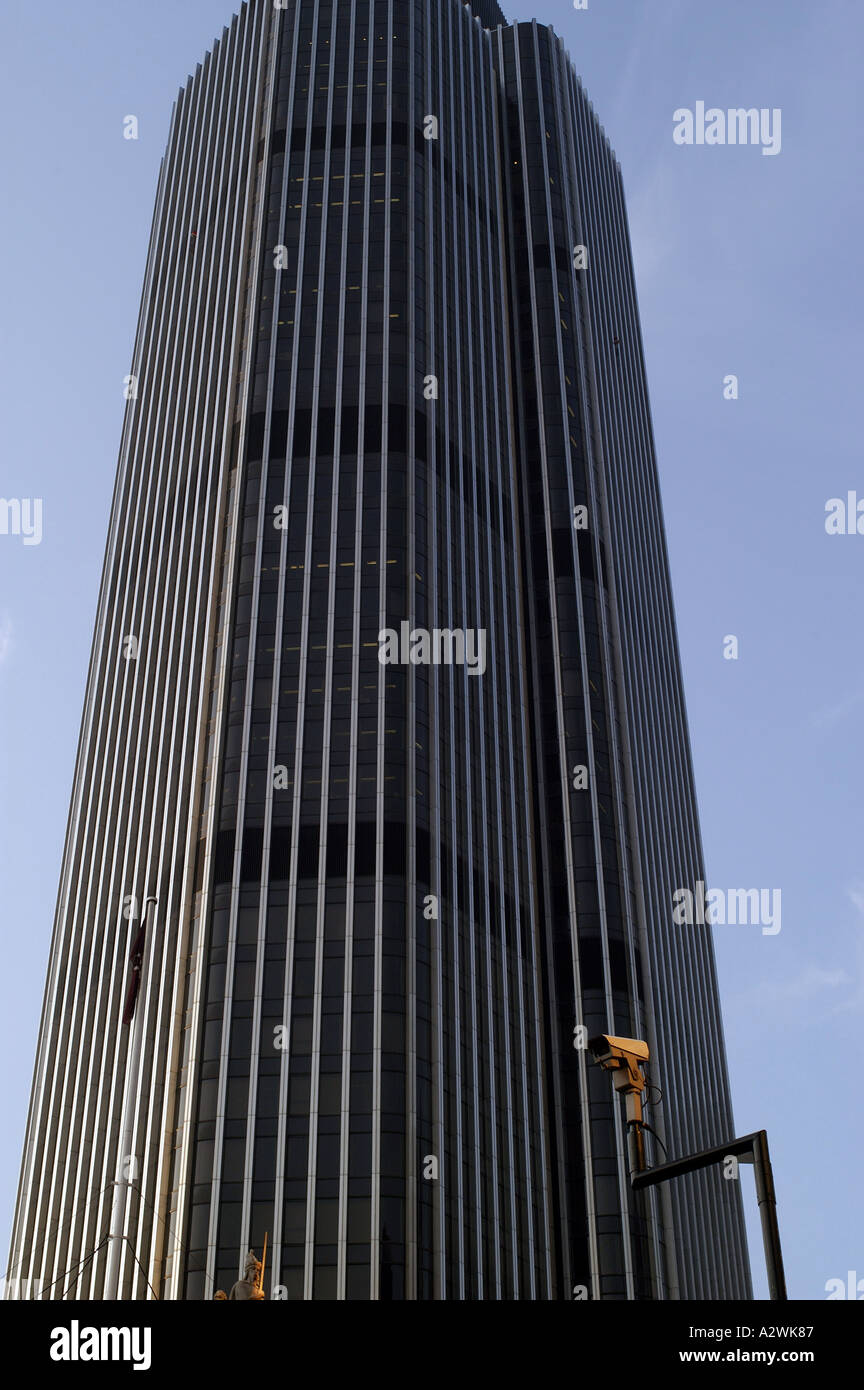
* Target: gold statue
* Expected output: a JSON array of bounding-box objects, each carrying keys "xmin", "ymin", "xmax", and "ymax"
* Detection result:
[{"xmin": 227, "ymin": 1240, "xmax": 267, "ymax": 1301}]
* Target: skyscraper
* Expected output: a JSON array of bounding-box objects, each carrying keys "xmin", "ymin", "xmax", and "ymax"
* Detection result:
[{"xmin": 8, "ymin": 0, "xmax": 751, "ymax": 1300}]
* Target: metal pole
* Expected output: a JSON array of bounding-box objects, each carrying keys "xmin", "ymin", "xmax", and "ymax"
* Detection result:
[
  {"xmin": 627, "ymin": 1121, "xmax": 647, "ymax": 1179},
  {"xmin": 752, "ymin": 1130, "xmax": 787, "ymax": 1301},
  {"xmin": 104, "ymin": 897, "xmax": 156, "ymax": 1299}
]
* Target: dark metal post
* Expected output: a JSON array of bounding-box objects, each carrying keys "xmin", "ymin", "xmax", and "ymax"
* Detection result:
[
  {"xmin": 631, "ymin": 1130, "xmax": 786, "ymax": 1300},
  {"xmin": 752, "ymin": 1130, "xmax": 787, "ymax": 1302},
  {"xmin": 627, "ymin": 1122, "xmax": 647, "ymax": 1179}
]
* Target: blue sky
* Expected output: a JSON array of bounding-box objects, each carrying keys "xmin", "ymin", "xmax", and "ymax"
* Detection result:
[{"xmin": 1, "ymin": 0, "xmax": 861, "ymax": 1300}]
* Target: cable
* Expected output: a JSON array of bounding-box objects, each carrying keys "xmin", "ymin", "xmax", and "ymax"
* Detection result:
[
  {"xmin": 123, "ymin": 1238, "xmax": 160, "ymax": 1301},
  {"xmin": 129, "ymin": 1182, "xmax": 189, "ymax": 1264},
  {"xmin": 641, "ymin": 1123, "xmax": 668, "ymax": 1160},
  {"xmin": 5, "ymin": 1182, "xmax": 113, "ymax": 1286},
  {"xmin": 59, "ymin": 1244, "xmax": 105, "ymax": 1302},
  {"xmin": 56, "ymin": 1237, "xmax": 109, "ymax": 1301},
  {"xmin": 128, "ymin": 1181, "xmax": 205, "ymax": 1296},
  {"xmin": 39, "ymin": 1235, "xmax": 109, "ymax": 1300}
]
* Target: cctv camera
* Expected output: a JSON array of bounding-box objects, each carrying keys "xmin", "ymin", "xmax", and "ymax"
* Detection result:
[
  {"xmin": 587, "ymin": 1035, "xmax": 650, "ymax": 1123},
  {"xmin": 587, "ymin": 1034, "xmax": 649, "ymax": 1068}
]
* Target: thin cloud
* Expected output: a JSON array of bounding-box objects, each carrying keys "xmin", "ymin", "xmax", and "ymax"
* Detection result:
[
  {"xmin": 824, "ymin": 886, "xmax": 864, "ymax": 1016},
  {"xmin": 0, "ymin": 613, "xmax": 12, "ymax": 667},
  {"xmin": 846, "ymin": 884, "xmax": 864, "ymax": 919},
  {"xmin": 810, "ymin": 688, "xmax": 864, "ymax": 732},
  {"xmin": 735, "ymin": 966, "xmax": 851, "ymax": 1010},
  {"xmin": 732, "ymin": 887, "xmax": 864, "ymax": 1014}
]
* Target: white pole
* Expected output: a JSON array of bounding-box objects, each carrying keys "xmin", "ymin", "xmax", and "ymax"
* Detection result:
[{"xmin": 104, "ymin": 896, "xmax": 157, "ymax": 1300}]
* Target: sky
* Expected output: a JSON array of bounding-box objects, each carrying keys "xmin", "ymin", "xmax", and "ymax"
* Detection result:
[{"xmin": 1, "ymin": 0, "xmax": 862, "ymax": 1301}]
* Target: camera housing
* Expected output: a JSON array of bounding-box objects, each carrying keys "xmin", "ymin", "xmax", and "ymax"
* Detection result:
[{"xmin": 587, "ymin": 1035, "xmax": 650, "ymax": 1123}]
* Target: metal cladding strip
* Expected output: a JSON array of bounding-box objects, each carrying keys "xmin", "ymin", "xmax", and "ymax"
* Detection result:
[
  {"xmin": 281, "ymin": 0, "xmax": 328, "ymax": 1303},
  {"xmin": 475, "ymin": 91, "xmax": 502, "ymax": 1303},
  {"xmin": 438, "ymin": 8, "xmax": 461, "ymax": 1301},
  {"xmin": 467, "ymin": 22, "xmax": 501, "ymax": 1299},
  {"xmin": 348, "ymin": 0, "xmax": 375, "ymax": 1299},
  {"xmin": 341, "ymin": 0, "xmax": 367, "ymax": 1297},
  {"xmin": 435, "ymin": 0, "xmax": 461, "ymax": 1296},
  {"xmin": 372, "ymin": 0, "xmax": 393, "ymax": 1300},
  {"xmin": 364, "ymin": 2, "xmax": 382, "ymax": 1298},
  {"xmin": 331, "ymin": 0, "xmax": 363, "ymax": 1301},
  {"xmin": 306, "ymin": 0, "xmax": 343, "ymax": 1301},
  {"xmin": 262, "ymin": 1, "xmax": 305, "ymax": 1299},
  {"xmin": 420, "ymin": 0, "xmax": 445, "ymax": 1299},
  {"xmin": 471, "ymin": 8, "xmax": 494, "ymax": 1295},
  {"xmin": 404, "ymin": 0, "xmax": 419, "ymax": 1303},
  {"xmin": 263, "ymin": 0, "xmax": 306, "ymax": 1297},
  {"xmin": 448, "ymin": 4, "xmax": 466, "ymax": 1293},
  {"xmin": 371, "ymin": 2, "xmax": 388, "ymax": 1300},
  {"xmin": 451, "ymin": 0, "xmax": 481, "ymax": 1298}
]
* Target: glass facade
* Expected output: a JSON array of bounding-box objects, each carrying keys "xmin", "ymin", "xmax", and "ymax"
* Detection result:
[{"xmin": 8, "ymin": 0, "xmax": 750, "ymax": 1301}]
